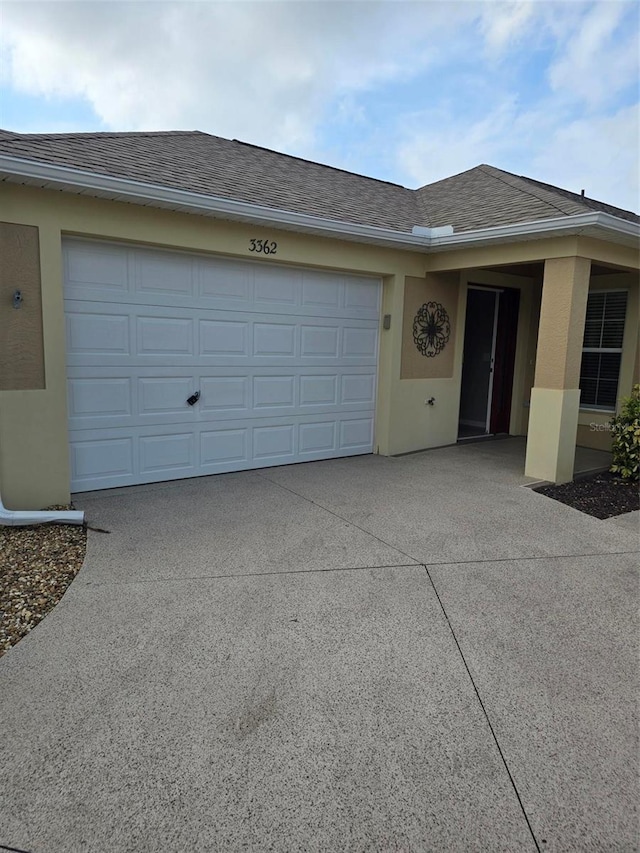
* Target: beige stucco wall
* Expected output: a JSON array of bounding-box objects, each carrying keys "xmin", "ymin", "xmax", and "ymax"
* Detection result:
[
  {"xmin": 2, "ymin": 181, "xmax": 637, "ymax": 506},
  {"xmin": 0, "ymin": 222, "xmax": 45, "ymax": 390},
  {"xmin": 390, "ymin": 272, "xmax": 463, "ymax": 454},
  {"xmin": 401, "ymin": 273, "xmax": 459, "ymax": 379},
  {"xmin": 516, "ymin": 264, "xmax": 639, "ymax": 455},
  {"xmin": 526, "ymin": 387, "xmax": 582, "ymax": 483},
  {"xmin": 425, "ymin": 235, "xmax": 640, "ymax": 273},
  {"xmin": 1, "ymin": 182, "xmax": 435, "ymax": 507},
  {"xmin": 389, "ymin": 266, "xmax": 538, "ymax": 455},
  {"xmin": 576, "ymin": 423, "xmax": 613, "ymax": 452},
  {"xmin": 425, "ymin": 239, "xmax": 639, "ymax": 454},
  {"xmin": 525, "ymin": 260, "xmax": 639, "ymax": 478},
  {"xmin": 534, "ymin": 256, "xmax": 591, "ymax": 390},
  {"xmin": 519, "ymin": 276, "xmax": 543, "ymax": 437}
]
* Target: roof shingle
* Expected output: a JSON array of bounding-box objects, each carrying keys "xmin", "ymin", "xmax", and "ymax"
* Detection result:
[
  {"xmin": 0, "ymin": 129, "xmax": 636, "ymax": 232},
  {"xmin": 415, "ymin": 164, "xmax": 639, "ymax": 230}
]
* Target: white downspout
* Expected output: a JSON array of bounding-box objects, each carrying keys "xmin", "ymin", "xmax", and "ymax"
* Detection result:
[{"xmin": 0, "ymin": 493, "xmax": 84, "ymax": 527}]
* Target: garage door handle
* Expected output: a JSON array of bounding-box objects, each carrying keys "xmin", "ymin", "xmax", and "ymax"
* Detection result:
[{"xmin": 187, "ymin": 391, "xmax": 201, "ymax": 406}]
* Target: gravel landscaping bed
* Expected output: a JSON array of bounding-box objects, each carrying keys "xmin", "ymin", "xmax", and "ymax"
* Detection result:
[
  {"xmin": 0, "ymin": 512, "xmax": 87, "ymax": 657},
  {"xmin": 535, "ymin": 471, "xmax": 639, "ymax": 520}
]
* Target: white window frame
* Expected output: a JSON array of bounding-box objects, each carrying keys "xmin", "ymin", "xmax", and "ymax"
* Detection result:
[{"xmin": 580, "ymin": 288, "xmax": 628, "ymax": 412}]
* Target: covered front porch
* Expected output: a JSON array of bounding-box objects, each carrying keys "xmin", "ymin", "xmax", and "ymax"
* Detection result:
[
  {"xmin": 415, "ymin": 236, "xmax": 639, "ymax": 484},
  {"xmin": 450, "ymin": 434, "xmax": 612, "ymax": 483}
]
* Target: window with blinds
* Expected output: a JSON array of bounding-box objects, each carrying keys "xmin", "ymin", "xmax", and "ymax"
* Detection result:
[{"xmin": 580, "ymin": 290, "xmax": 628, "ymax": 410}]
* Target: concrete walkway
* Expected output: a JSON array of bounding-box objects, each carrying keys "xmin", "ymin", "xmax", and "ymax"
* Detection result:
[{"xmin": 1, "ymin": 439, "xmax": 638, "ymax": 852}]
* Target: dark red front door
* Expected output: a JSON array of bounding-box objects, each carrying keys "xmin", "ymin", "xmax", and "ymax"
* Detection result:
[{"xmin": 490, "ymin": 287, "xmax": 520, "ymax": 434}]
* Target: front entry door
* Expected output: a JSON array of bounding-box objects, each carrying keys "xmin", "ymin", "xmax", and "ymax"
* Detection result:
[
  {"xmin": 489, "ymin": 286, "xmax": 520, "ymax": 434},
  {"xmin": 459, "ymin": 288, "xmax": 499, "ymax": 436},
  {"xmin": 458, "ymin": 285, "xmax": 520, "ymax": 438}
]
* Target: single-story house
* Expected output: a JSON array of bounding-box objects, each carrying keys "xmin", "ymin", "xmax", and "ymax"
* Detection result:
[{"xmin": 0, "ymin": 129, "xmax": 638, "ymax": 509}]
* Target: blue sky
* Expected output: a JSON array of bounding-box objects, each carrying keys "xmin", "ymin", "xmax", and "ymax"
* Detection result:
[{"xmin": 1, "ymin": 0, "xmax": 638, "ymax": 211}]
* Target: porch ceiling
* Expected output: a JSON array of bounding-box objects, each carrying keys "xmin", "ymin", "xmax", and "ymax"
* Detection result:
[{"xmin": 483, "ymin": 261, "xmax": 635, "ymax": 278}]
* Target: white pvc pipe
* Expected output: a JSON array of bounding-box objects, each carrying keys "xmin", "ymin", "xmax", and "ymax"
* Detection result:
[{"xmin": 0, "ymin": 493, "xmax": 84, "ymax": 527}]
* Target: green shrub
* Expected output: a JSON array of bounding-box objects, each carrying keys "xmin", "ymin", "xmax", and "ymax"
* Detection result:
[{"xmin": 610, "ymin": 384, "xmax": 640, "ymax": 481}]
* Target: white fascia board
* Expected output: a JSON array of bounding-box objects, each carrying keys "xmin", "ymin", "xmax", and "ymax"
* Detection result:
[
  {"xmin": 429, "ymin": 212, "xmax": 640, "ymax": 249},
  {"xmin": 0, "ymin": 155, "xmax": 431, "ymax": 248},
  {"xmin": 1, "ymin": 155, "xmax": 638, "ymax": 252}
]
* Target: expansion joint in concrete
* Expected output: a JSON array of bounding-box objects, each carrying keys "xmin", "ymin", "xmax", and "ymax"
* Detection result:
[
  {"xmin": 423, "ymin": 564, "xmax": 543, "ymax": 853},
  {"xmin": 255, "ymin": 471, "xmax": 420, "ymax": 565},
  {"xmin": 82, "ymin": 562, "xmax": 420, "ymax": 587},
  {"xmin": 422, "ymin": 549, "xmax": 639, "ymax": 569}
]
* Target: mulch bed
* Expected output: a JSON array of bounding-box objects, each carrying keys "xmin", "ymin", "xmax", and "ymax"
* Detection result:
[
  {"xmin": 0, "ymin": 512, "xmax": 87, "ymax": 657},
  {"xmin": 535, "ymin": 471, "xmax": 639, "ymax": 520}
]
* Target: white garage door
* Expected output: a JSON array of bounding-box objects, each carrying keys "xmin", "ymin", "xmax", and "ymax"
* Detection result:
[{"xmin": 64, "ymin": 239, "xmax": 381, "ymax": 492}]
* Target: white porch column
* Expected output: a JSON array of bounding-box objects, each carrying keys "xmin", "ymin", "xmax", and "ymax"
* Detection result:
[{"xmin": 525, "ymin": 256, "xmax": 591, "ymax": 483}]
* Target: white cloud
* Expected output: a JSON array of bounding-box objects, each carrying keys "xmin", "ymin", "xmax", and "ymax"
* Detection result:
[
  {"xmin": 0, "ymin": 1, "xmax": 480, "ymax": 150},
  {"xmin": 396, "ymin": 98, "xmax": 639, "ymax": 211},
  {"xmin": 479, "ymin": 0, "xmax": 537, "ymax": 51},
  {"xmin": 392, "ymin": 1, "xmax": 639, "ymax": 210},
  {"xmin": 548, "ymin": 2, "xmax": 639, "ymax": 107},
  {"xmin": 531, "ymin": 104, "xmax": 640, "ymax": 211},
  {"xmin": 396, "ymin": 99, "xmax": 521, "ymax": 184},
  {"xmin": 0, "ymin": 0, "xmax": 638, "ymax": 211}
]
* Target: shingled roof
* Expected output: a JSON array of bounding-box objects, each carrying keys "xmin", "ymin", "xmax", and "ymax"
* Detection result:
[
  {"xmin": 0, "ymin": 129, "xmax": 637, "ymax": 233},
  {"xmin": 0, "ymin": 129, "xmax": 420, "ymax": 232},
  {"xmin": 415, "ymin": 164, "xmax": 639, "ymax": 230}
]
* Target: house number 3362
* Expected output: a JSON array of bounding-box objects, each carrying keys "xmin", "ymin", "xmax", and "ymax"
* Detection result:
[{"xmin": 249, "ymin": 238, "xmax": 277, "ymax": 255}]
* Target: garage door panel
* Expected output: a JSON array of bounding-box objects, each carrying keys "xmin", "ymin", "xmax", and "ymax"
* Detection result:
[
  {"xmin": 67, "ymin": 288, "xmax": 378, "ymax": 321},
  {"xmin": 70, "ymin": 436, "xmax": 135, "ymax": 487},
  {"xmin": 67, "ymin": 303, "xmax": 378, "ymax": 365},
  {"xmin": 64, "ymin": 238, "xmax": 379, "ymax": 319},
  {"xmin": 253, "ymin": 424, "xmax": 295, "ymax": 460},
  {"xmin": 138, "ymin": 377, "xmax": 195, "ymax": 415},
  {"xmin": 299, "ymin": 375, "xmax": 337, "ymax": 407},
  {"xmin": 254, "ymin": 266, "xmax": 301, "ymax": 305},
  {"xmin": 253, "ymin": 323, "xmax": 297, "ymax": 357},
  {"xmin": 300, "ymin": 325, "xmax": 339, "ymax": 358},
  {"xmin": 343, "ymin": 326, "xmax": 378, "ymax": 358},
  {"xmin": 68, "ymin": 377, "xmax": 132, "ymax": 421},
  {"xmin": 68, "ymin": 412, "xmax": 374, "ymax": 490},
  {"xmin": 200, "ymin": 320, "xmax": 248, "ymax": 356},
  {"xmin": 64, "ymin": 242, "xmax": 131, "ymax": 296},
  {"xmin": 67, "ymin": 311, "xmax": 130, "ymax": 356},
  {"xmin": 139, "ymin": 433, "xmax": 195, "ymax": 475},
  {"xmin": 339, "ymin": 418, "xmax": 374, "ymax": 450},
  {"xmin": 67, "ymin": 381, "xmax": 379, "ymax": 427},
  {"xmin": 341, "ymin": 373, "xmax": 377, "ymax": 405},
  {"xmin": 201, "ymin": 428, "xmax": 249, "ymax": 467},
  {"xmin": 299, "ymin": 421, "xmax": 337, "ymax": 454},
  {"xmin": 200, "ymin": 377, "xmax": 249, "ymax": 412},
  {"xmin": 137, "ymin": 316, "xmax": 194, "ymax": 355},
  {"xmin": 345, "ymin": 277, "xmax": 381, "ymax": 312},
  {"xmin": 199, "ymin": 257, "xmax": 253, "ymax": 302},
  {"xmin": 67, "ymin": 367, "xmax": 377, "ymax": 430},
  {"xmin": 253, "ymin": 375, "xmax": 296, "ymax": 409},
  {"xmin": 135, "ymin": 252, "xmax": 195, "ymax": 297},
  {"xmin": 302, "ymin": 273, "xmax": 341, "ymax": 308},
  {"xmin": 65, "ymin": 240, "xmax": 380, "ymax": 491}
]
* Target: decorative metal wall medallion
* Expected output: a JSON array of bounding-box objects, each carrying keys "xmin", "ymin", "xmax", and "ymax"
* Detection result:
[{"xmin": 412, "ymin": 301, "xmax": 451, "ymax": 357}]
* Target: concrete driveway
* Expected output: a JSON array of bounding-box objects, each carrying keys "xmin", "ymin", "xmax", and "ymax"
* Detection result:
[{"xmin": 1, "ymin": 439, "xmax": 638, "ymax": 852}]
